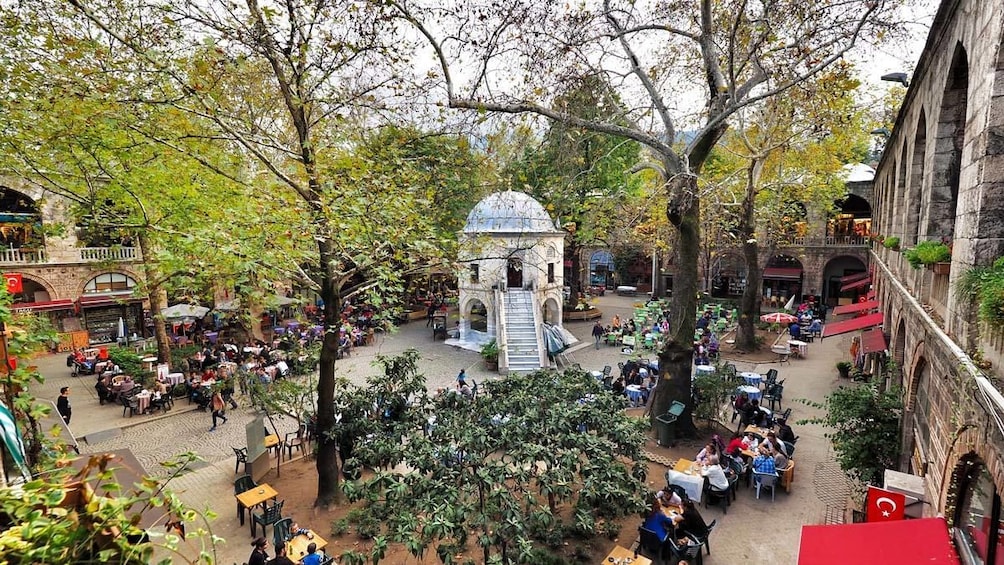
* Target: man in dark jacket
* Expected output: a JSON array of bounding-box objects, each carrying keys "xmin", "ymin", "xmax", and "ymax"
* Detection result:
[{"xmin": 57, "ymin": 387, "xmax": 72, "ymax": 424}]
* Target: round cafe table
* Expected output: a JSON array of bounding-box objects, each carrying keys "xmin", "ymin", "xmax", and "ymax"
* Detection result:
[
  {"xmin": 625, "ymin": 384, "xmax": 644, "ymax": 406},
  {"xmin": 736, "ymin": 385, "xmax": 761, "ymax": 402},
  {"xmin": 695, "ymin": 364, "xmax": 716, "ymax": 378},
  {"xmin": 740, "ymin": 372, "xmax": 763, "ymax": 387}
]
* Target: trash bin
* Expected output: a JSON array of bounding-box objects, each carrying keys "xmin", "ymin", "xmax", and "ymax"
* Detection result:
[{"xmin": 655, "ymin": 401, "xmax": 687, "ymax": 446}]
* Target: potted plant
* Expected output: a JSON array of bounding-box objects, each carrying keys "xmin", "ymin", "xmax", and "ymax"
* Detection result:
[
  {"xmin": 883, "ymin": 236, "xmax": 901, "ymax": 251},
  {"xmin": 481, "ymin": 339, "xmax": 499, "ymax": 370},
  {"xmin": 836, "ymin": 361, "xmax": 852, "ymax": 379},
  {"xmin": 903, "ymin": 240, "xmax": 951, "ymax": 270},
  {"xmin": 956, "ymin": 257, "xmax": 1004, "ymax": 325}
]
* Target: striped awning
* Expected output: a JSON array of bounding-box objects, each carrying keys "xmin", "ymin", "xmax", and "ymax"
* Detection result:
[
  {"xmin": 832, "ymin": 300, "xmax": 881, "ymax": 316},
  {"xmin": 822, "ymin": 312, "xmax": 884, "ymax": 338}
]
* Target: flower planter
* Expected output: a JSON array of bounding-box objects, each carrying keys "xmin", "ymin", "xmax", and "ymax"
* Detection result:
[
  {"xmin": 932, "ymin": 262, "xmax": 951, "ymax": 276},
  {"xmin": 562, "ymin": 308, "xmax": 603, "ymax": 321}
]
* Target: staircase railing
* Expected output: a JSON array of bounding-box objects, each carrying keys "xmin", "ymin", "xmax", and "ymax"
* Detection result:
[
  {"xmin": 529, "ymin": 291, "xmax": 548, "ymax": 368},
  {"xmin": 495, "ymin": 286, "xmax": 508, "ymax": 372}
]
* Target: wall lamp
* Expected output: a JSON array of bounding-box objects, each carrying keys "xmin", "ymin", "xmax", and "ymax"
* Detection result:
[{"xmin": 881, "ymin": 72, "xmax": 911, "ymax": 87}]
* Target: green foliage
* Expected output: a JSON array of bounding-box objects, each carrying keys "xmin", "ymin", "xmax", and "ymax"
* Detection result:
[
  {"xmin": 480, "ymin": 339, "xmax": 499, "ymax": 362},
  {"xmin": 903, "ymin": 240, "xmax": 951, "ymax": 269},
  {"xmin": 955, "ymin": 257, "xmax": 1004, "ymax": 324},
  {"xmin": 692, "ymin": 374, "xmax": 735, "ymax": 425},
  {"xmin": 882, "ymin": 236, "xmax": 900, "ymax": 250},
  {"xmin": 799, "ymin": 384, "xmax": 902, "ymax": 485},
  {"xmin": 341, "ymin": 358, "xmax": 648, "ymax": 562},
  {"xmin": 330, "ymin": 517, "xmax": 350, "ymax": 537},
  {"xmin": 108, "ymin": 349, "xmax": 151, "ymax": 385},
  {"xmin": 169, "ymin": 345, "xmax": 201, "ymax": 375}
]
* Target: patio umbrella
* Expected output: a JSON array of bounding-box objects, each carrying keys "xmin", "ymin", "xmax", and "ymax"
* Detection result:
[
  {"xmin": 783, "ymin": 295, "xmax": 796, "ymax": 312},
  {"xmin": 160, "ymin": 304, "xmax": 210, "ymax": 321},
  {"xmin": 760, "ymin": 312, "xmax": 798, "ymax": 325}
]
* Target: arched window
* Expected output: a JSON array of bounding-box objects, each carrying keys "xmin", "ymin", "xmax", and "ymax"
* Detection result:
[
  {"xmin": 83, "ymin": 273, "xmax": 136, "ymax": 294},
  {"xmin": 953, "ymin": 455, "xmax": 1001, "ymax": 564}
]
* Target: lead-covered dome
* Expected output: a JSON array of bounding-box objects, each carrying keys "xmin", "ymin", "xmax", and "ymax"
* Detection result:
[{"xmin": 463, "ymin": 190, "xmax": 558, "ymax": 233}]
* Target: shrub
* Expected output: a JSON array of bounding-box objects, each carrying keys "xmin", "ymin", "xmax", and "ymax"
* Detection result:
[
  {"xmin": 883, "ymin": 236, "xmax": 900, "ymax": 250},
  {"xmin": 903, "ymin": 240, "xmax": 951, "ymax": 269},
  {"xmin": 956, "ymin": 257, "xmax": 1004, "ymax": 324}
]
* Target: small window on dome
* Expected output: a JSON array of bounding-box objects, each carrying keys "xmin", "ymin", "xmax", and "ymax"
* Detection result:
[{"xmin": 470, "ymin": 264, "xmax": 479, "ymax": 284}]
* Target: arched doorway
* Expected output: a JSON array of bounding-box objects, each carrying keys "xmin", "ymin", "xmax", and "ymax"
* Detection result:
[
  {"xmin": 507, "ymin": 259, "xmax": 523, "ymax": 289},
  {"xmin": 11, "ymin": 275, "xmax": 53, "ymax": 304},
  {"xmin": 821, "ymin": 255, "xmax": 868, "ymax": 306},
  {"xmin": 541, "ymin": 297, "xmax": 560, "ymax": 325},
  {"xmin": 464, "ymin": 298, "xmax": 488, "ymax": 332},
  {"xmin": 949, "ymin": 452, "xmax": 1001, "ymax": 564},
  {"xmin": 904, "ymin": 355, "xmax": 930, "ymax": 475},
  {"xmin": 762, "ymin": 255, "xmax": 803, "ymax": 307},
  {"xmin": 0, "ymin": 187, "xmax": 44, "ymax": 256},
  {"xmin": 588, "ymin": 250, "xmax": 615, "ymax": 291}
]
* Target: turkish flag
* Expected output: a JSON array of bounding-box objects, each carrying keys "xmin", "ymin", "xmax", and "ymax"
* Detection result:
[
  {"xmin": 3, "ymin": 273, "xmax": 22, "ymax": 295},
  {"xmin": 866, "ymin": 486, "xmax": 906, "ymax": 522}
]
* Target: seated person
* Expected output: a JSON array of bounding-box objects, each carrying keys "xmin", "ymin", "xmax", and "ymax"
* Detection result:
[
  {"xmin": 725, "ymin": 432, "xmax": 745, "ymax": 456},
  {"xmin": 774, "ymin": 449, "xmax": 789, "ymax": 470},
  {"xmin": 676, "ymin": 499, "xmax": 709, "ymax": 539},
  {"xmin": 741, "ymin": 432, "xmax": 759, "ymax": 452},
  {"xmin": 611, "ymin": 377, "xmax": 626, "ymax": 396},
  {"xmin": 289, "ymin": 521, "xmax": 310, "ymax": 537},
  {"xmin": 807, "ymin": 319, "xmax": 823, "ymax": 336},
  {"xmin": 458, "ymin": 380, "xmax": 473, "ymax": 399},
  {"xmin": 752, "ymin": 445, "xmax": 777, "ymax": 478},
  {"xmin": 657, "ymin": 489, "xmax": 683, "ymax": 510},
  {"xmin": 95, "ymin": 377, "xmax": 112, "ymax": 405},
  {"xmin": 338, "ymin": 333, "xmax": 352, "ymax": 358},
  {"xmin": 788, "ymin": 322, "xmax": 801, "ymax": 340},
  {"xmin": 761, "ymin": 432, "xmax": 787, "ymax": 457},
  {"xmin": 300, "ymin": 542, "xmax": 323, "ymax": 565},
  {"xmin": 704, "ymin": 462, "xmax": 730, "ymax": 492},
  {"xmin": 776, "ymin": 419, "xmax": 796, "ymax": 443},
  {"xmin": 694, "ymin": 443, "xmax": 718, "ymax": 466},
  {"xmin": 641, "ymin": 498, "xmax": 682, "ymax": 550}
]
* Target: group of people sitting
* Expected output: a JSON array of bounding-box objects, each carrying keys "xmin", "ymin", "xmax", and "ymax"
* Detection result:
[{"xmin": 641, "ymin": 489, "xmax": 710, "ymax": 561}]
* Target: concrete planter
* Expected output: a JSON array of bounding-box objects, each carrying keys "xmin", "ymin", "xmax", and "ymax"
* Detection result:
[{"xmin": 562, "ymin": 308, "xmax": 602, "ymax": 322}]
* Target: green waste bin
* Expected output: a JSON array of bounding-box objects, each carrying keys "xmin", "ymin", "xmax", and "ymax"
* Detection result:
[{"xmin": 655, "ymin": 401, "xmax": 687, "ymax": 446}]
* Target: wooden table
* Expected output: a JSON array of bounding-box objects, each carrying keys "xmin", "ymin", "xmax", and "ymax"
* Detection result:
[
  {"xmin": 287, "ymin": 530, "xmax": 328, "ymax": 561},
  {"xmin": 235, "ymin": 483, "xmax": 278, "ymax": 510},
  {"xmin": 601, "ymin": 544, "xmax": 651, "ymax": 565},
  {"xmin": 744, "ymin": 425, "xmax": 772, "ymax": 438},
  {"xmin": 265, "ymin": 434, "xmax": 283, "ymax": 458}
]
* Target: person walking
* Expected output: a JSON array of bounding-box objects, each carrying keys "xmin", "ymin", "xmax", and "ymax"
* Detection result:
[
  {"xmin": 209, "ymin": 389, "xmax": 227, "ymax": 431},
  {"xmin": 591, "ymin": 321, "xmax": 604, "ymax": 349},
  {"xmin": 57, "ymin": 387, "xmax": 72, "ymax": 424}
]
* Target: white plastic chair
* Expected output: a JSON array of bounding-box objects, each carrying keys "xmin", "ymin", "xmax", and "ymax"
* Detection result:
[{"xmin": 753, "ymin": 471, "xmax": 779, "ymax": 501}]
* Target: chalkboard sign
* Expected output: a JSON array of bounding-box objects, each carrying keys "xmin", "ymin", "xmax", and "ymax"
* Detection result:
[{"xmin": 246, "ymin": 415, "xmax": 266, "ymax": 461}]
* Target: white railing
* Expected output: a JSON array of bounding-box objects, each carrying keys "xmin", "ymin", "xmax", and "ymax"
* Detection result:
[
  {"xmin": 79, "ymin": 247, "xmax": 138, "ymax": 261},
  {"xmin": 0, "ymin": 248, "xmax": 46, "ymax": 264},
  {"xmin": 773, "ymin": 236, "xmax": 869, "ymax": 247}
]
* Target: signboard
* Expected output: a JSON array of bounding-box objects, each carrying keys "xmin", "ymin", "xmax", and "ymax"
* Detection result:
[
  {"xmin": 245, "ymin": 415, "xmax": 270, "ymax": 483},
  {"xmin": 866, "ymin": 485, "xmax": 906, "ymax": 522},
  {"xmin": 3, "ymin": 274, "xmax": 22, "ymax": 295}
]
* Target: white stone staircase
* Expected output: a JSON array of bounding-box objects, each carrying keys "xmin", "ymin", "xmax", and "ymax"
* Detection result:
[{"xmin": 503, "ymin": 289, "xmax": 542, "ymax": 373}]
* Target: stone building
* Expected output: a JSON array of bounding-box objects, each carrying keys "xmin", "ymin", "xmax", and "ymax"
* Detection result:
[
  {"xmin": 870, "ymin": 0, "xmax": 1004, "ymax": 561},
  {"xmin": 0, "ymin": 177, "xmax": 145, "ymax": 346},
  {"xmin": 457, "ymin": 190, "xmax": 566, "ymax": 372}
]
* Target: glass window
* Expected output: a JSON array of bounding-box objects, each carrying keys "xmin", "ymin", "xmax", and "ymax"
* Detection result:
[
  {"xmin": 83, "ymin": 273, "xmax": 136, "ymax": 293},
  {"xmin": 547, "ymin": 263, "xmax": 555, "ymax": 283},
  {"xmin": 958, "ymin": 465, "xmax": 1002, "ymax": 564},
  {"xmin": 470, "ymin": 264, "xmax": 479, "ymax": 284}
]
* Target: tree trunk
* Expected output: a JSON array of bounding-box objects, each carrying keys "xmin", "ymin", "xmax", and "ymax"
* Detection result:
[
  {"xmin": 314, "ymin": 238, "xmax": 342, "ymax": 507},
  {"xmin": 650, "ymin": 173, "xmax": 700, "ymax": 437},
  {"xmin": 137, "ymin": 233, "xmax": 172, "ymax": 363},
  {"xmin": 569, "ymin": 240, "xmax": 583, "ymax": 296},
  {"xmin": 736, "ymin": 159, "xmax": 764, "ymax": 351}
]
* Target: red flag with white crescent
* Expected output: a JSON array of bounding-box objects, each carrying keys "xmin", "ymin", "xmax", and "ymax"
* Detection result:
[
  {"xmin": 866, "ymin": 485, "xmax": 906, "ymax": 522},
  {"xmin": 3, "ymin": 273, "xmax": 22, "ymax": 294}
]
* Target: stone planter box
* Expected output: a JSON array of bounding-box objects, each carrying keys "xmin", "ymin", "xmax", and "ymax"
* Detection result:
[
  {"xmin": 563, "ymin": 309, "xmax": 602, "ymax": 322},
  {"xmin": 931, "ymin": 262, "xmax": 951, "ymax": 276}
]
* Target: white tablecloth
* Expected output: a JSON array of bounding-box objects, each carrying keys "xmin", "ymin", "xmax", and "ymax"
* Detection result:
[
  {"xmin": 165, "ymin": 373, "xmax": 185, "ymax": 386},
  {"xmin": 737, "ymin": 385, "xmax": 761, "ymax": 401},
  {"xmin": 787, "ymin": 340, "xmax": 808, "ymax": 357},
  {"xmin": 740, "ymin": 372, "xmax": 762, "ymax": 386},
  {"xmin": 625, "ymin": 385, "xmax": 644, "ymax": 406},
  {"xmin": 666, "ymin": 469, "xmax": 703, "ymax": 503},
  {"xmin": 695, "ymin": 365, "xmax": 716, "ymax": 378}
]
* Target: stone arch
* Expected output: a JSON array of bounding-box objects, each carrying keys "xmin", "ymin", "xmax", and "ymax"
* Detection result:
[
  {"xmin": 541, "ymin": 296, "xmax": 560, "ymax": 325},
  {"xmin": 830, "ymin": 193, "xmax": 872, "ymax": 239},
  {"xmin": 906, "ymin": 110, "xmax": 927, "ymax": 246},
  {"xmin": 946, "ymin": 451, "xmax": 983, "ymax": 528},
  {"xmin": 821, "ymin": 255, "xmax": 868, "ymax": 305},
  {"xmin": 460, "ymin": 296, "xmax": 490, "ymax": 332},
  {"xmin": 893, "ymin": 318, "xmax": 907, "ymax": 389},
  {"xmin": 13, "ymin": 274, "xmax": 56, "ymax": 303},
  {"xmin": 905, "ymin": 341, "xmax": 926, "ymax": 411},
  {"xmin": 971, "ymin": 39, "xmax": 1004, "ymax": 262},
  {"xmin": 924, "ymin": 42, "xmax": 968, "ymax": 241}
]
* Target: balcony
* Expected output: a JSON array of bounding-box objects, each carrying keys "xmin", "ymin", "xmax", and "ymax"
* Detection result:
[
  {"xmin": 0, "ymin": 248, "xmax": 46, "ymax": 264},
  {"xmin": 776, "ymin": 236, "xmax": 869, "ymax": 247},
  {"xmin": 78, "ymin": 247, "xmax": 138, "ymax": 262}
]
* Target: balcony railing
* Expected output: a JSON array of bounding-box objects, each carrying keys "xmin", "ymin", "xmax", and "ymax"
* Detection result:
[
  {"xmin": 774, "ymin": 236, "xmax": 869, "ymax": 247},
  {"xmin": 0, "ymin": 248, "xmax": 46, "ymax": 264},
  {"xmin": 79, "ymin": 247, "xmax": 138, "ymax": 261}
]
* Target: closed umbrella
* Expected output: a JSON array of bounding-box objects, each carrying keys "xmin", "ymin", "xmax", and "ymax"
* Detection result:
[
  {"xmin": 760, "ymin": 312, "xmax": 798, "ymax": 325},
  {"xmin": 117, "ymin": 317, "xmax": 126, "ymax": 340},
  {"xmin": 783, "ymin": 295, "xmax": 796, "ymax": 312}
]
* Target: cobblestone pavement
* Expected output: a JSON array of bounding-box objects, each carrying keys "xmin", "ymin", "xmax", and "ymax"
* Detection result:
[{"xmin": 28, "ymin": 293, "xmax": 858, "ymax": 564}]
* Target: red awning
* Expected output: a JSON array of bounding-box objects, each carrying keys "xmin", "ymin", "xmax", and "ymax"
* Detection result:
[
  {"xmin": 9, "ymin": 299, "xmax": 74, "ymax": 313},
  {"xmin": 831, "ymin": 300, "xmax": 881, "ymax": 316},
  {"xmin": 822, "ymin": 312, "xmax": 884, "ymax": 338},
  {"xmin": 840, "ymin": 276, "xmax": 872, "ymax": 292},
  {"xmin": 763, "ymin": 267, "xmax": 803, "ymax": 280},
  {"xmin": 838, "ymin": 272, "xmax": 869, "ymax": 284},
  {"xmin": 798, "ymin": 517, "xmax": 959, "ymax": 565},
  {"xmin": 861, "ymin": 328, "xmax": 888, "ymax": 354},
  {"xmin": 78, "ymin": 293, "xmax": 142, "ymax": 308}
]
